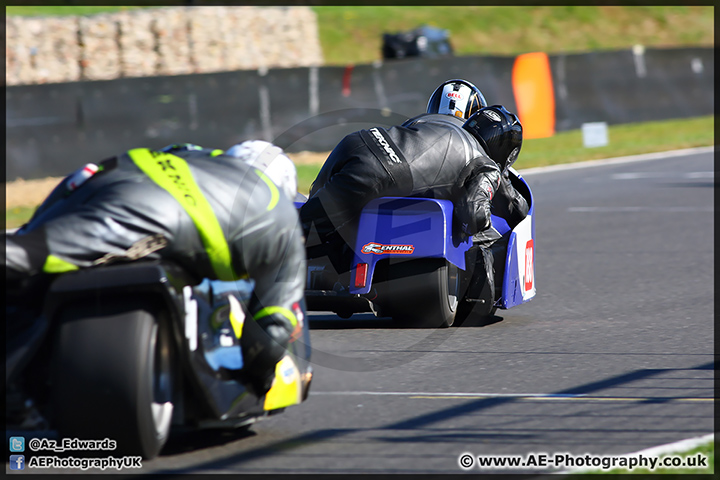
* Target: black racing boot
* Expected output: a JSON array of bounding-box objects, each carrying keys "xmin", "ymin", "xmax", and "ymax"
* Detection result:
[
  {"xmin": 490, "ymin": 236, "xmax": 510, "ymax": 301},
  {"xmin": 463, "ymin": 246, "xmax": 495, "ymax": 317},
  {"xmin": 237, "ymin": 315, "xmax": 292, "ymax": 397}
]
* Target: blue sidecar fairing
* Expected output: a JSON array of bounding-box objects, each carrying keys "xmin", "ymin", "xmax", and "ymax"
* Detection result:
[{"xmin": 301, "ymin": 166, "xmax": 535, "ymax": 316}]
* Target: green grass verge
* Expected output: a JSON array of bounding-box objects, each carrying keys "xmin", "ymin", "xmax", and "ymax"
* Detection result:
[
  {"xmin": 516, "ymin": 114, "xmax": 714, "ymax": 169},
  {"xmin": 7, "ymin": 115, "xmax": 713, "ymax": 230},
  {"xmin": 567, "ymin": 440, "xmax": 714, "ymax": 476},
  {"xmin": 297, "ymin": 164, "xmax": 324, "ymax": 199},
  {"xmin": 6, "ymin": 206, "xmax": 37, "ymax": 230},
  {"xmin": 296, "ymin": 114, "xmax": 713, "ymax": 194},
  {"xmin": 312, "ymin": 6, "xmax": 713, "ymax": 65}
]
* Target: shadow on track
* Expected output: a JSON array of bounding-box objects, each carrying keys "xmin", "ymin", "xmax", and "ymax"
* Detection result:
[
  {"xmin": 161, "ymin": 427, "xmax": 256, "ymax": 456},
  {"xmin": 152, "ymin": 360, "xmax": 714, "ymax": 473},
  {"xmin": 308, "ymin": 312, "xmax": 505, "ymax": 330}
]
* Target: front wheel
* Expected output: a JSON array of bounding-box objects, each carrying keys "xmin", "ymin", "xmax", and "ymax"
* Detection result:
[
  {"xmin": 378, "ymin": 259, "xmax": 459, "ymax": 328},
  {"xmin": 51, "ymin": 299, "xmax": 175, "ymax": 459}
]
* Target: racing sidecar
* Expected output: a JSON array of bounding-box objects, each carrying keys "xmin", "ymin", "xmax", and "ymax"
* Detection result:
[
  {"xmin": 6, "ymin": 261, "xmax": 312, "ymax": 459},
  {"xmin": 301, "ymin": 167, "xmax": 535, "ymax": 327}
]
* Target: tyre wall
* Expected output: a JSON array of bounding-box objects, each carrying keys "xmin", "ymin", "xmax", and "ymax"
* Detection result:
[{"xmin": 5, "ymin": 7, "xmax": 323, "ymax": 85}]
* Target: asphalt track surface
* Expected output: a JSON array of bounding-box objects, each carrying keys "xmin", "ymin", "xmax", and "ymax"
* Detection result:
[{"xmin": 18, "ymin": 149, "xmax": 716, "ymax": 474}]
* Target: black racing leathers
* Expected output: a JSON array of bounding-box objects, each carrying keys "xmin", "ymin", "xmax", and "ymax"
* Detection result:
[
  {"xmin": 300, "ymin": 113, "xmax": 503, "ymax": 261},
  {"xmin": 4, "ymin": 148, "xmax": 306, "ymax": 395}
]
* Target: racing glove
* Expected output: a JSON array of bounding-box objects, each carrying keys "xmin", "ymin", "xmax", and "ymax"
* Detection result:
[
  {"xmin": 492, "ymin": 171, "xmax": 529, "ymax": 229},
  {"xmin": 455, "ymin": 167, "xmax": 500, "ymax": 238}
]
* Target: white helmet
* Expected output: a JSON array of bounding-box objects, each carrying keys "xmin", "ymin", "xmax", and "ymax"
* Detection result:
[
  {"xmin": 426, "ymin": 79, "xmax": 487, "ymax": 119},
  {"xmin": 225, "ymin": 140, "xmax": 297, "ymax": 200}
]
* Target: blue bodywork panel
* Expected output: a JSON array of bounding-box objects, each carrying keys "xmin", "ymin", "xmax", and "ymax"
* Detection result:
[{"xmin": 349, "ymin": 197, "xmax": 472, "ymax": 295}]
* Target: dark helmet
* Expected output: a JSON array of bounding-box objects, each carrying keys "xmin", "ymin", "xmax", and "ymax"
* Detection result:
[
  {"xmin": 426, "ymin": 79, "xmax": 488, "ymax": 119},
  {"xmin": 463, "ymin": 105, "xmax": 523, "ymax": 171}
]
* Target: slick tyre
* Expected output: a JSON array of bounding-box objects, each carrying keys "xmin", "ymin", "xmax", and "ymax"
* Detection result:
[
  {"xmin": 381, "ymin": 259, "xmax": 459, "ymax": 328},
  {"xmin": 51, "ymin": 300, "xmax": 174, "ymax": 459}
]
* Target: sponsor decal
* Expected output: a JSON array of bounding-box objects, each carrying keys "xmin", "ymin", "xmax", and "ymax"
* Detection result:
[
  {"xmin": 524, "ymin": 239, "xmax": 534, "ymax": 291},
  {"xmin": 446, "ymin": 91, "xmax": 464, "ymax": 100},
  {"xmin": 281, "ymin": 362, "xmax": 296, "ymax": 383},
  {"xmin": 67, "ymin": 163, "xmax": 99, "ymax": 191},
  {"xmin": 369, "ymin": 128, "xmax": 402, "ymax": 164},
  {"xmin": 362, "ymin": 242, "xmax": 415, "ymax": 255}
]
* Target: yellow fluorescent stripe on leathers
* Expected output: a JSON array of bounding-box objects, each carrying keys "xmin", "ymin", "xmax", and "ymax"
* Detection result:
[
  {"xmin": 128, "ymin": 148, "xmax": 237, "ymax": 281},
  {"xmin": 227, "ymin": 294, "xmax": 246, "ymax": 339},
  {"xmin": 254, "ymin": 169, "xmax": 279, "ymax": 211},
  {"xmin": 43, "ymin": 254, "xmax": 80, "ymax": 273},
  {"xmin": 253, "ymin": 306, "xmax": 298, "ymax": 328}
]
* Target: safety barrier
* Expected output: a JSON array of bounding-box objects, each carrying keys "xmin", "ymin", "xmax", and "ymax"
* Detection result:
[{"xmin": 6, "ymin": 47, "xmax": 713, "ymax": 180}]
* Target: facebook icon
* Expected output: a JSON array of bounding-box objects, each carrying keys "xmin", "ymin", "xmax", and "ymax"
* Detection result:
[{"xmin": 9, "ymin": 455, "xmax": 25, "ymax": 470}]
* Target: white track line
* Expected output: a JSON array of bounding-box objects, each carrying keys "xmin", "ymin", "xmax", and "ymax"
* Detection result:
[
  {"xmin": 520, "ymin": 146, "xmax": 714, "ymax": 176},
  {"xmin": 311, "ymin": 390, "xmax": 713, "ymax": 475},
  {"xmin": 567, "ymin": 206, "xmax": 714, "ymax": 213},
  {"xmin": 310, "ymin": 391, "xmax": 712, "ymax": 403},
  {"xmin": 310, "ymin": 391, "xmax": 584, "ymax": 398}
]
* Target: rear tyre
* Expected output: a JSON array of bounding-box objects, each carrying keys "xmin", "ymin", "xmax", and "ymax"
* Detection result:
[
  {"xmin": 51, "ymin": 300, "xmax": 174, "ymax": 459},
  {"xmin": 379, "ymin": 259, "xmax": 459, "ymax": 328}
]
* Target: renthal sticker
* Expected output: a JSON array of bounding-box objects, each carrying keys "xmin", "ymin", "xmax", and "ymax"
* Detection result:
[{"xmin": 362, "ymin": 242, "xmax": 415, "ymax": 255}]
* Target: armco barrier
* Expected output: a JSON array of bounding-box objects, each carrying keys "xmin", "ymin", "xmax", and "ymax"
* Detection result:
[
  {"xmin": 549, "ymin": 47, "xmax": 714, "ymax": 131},
  {"xmin": 5, "ymin": 47, "xmax": 713, "ymax": 181}
]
